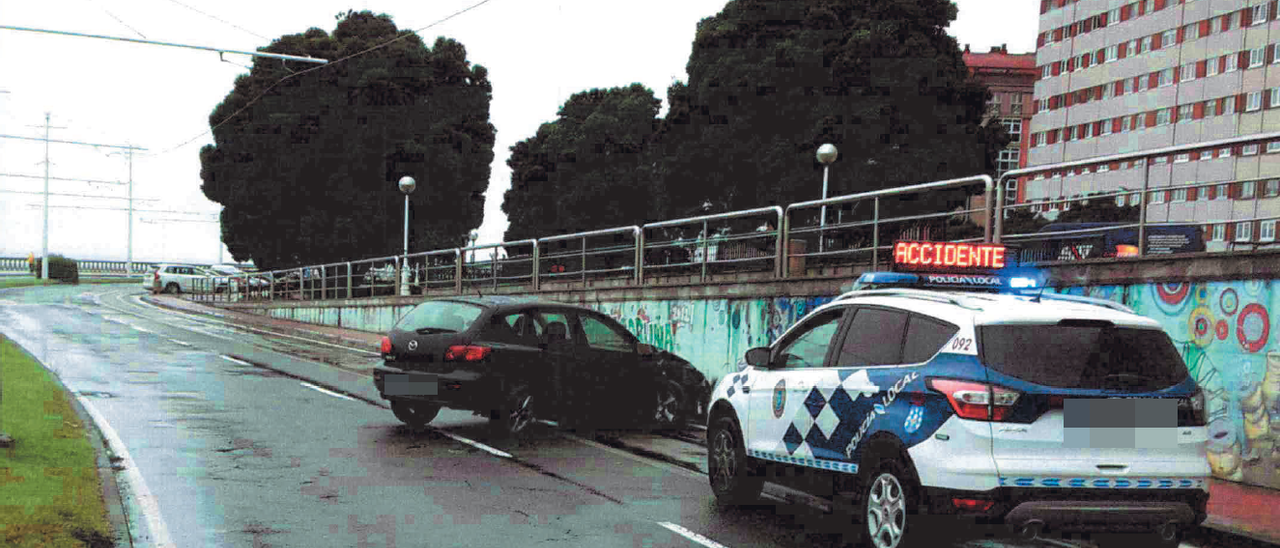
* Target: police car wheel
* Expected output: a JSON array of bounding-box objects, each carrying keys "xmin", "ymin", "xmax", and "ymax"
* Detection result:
[
  {"xmin": 391, "ymin": 401, "xmax": 440, "ymax": 432},
  {"xmin": 859, "ymin": 460, "xmax": 910, "ymax": 548},
  {"xmin": 708, "ymin": 417, "xmax": 762, "ymax": 505}
]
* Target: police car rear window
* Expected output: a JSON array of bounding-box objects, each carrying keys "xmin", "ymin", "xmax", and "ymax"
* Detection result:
[{"xmin": 978, "ymin": 324, "xmax": 1188, "ymax": 391}]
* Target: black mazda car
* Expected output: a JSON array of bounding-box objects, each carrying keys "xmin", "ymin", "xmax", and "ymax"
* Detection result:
[{"xmin": 372, "ymin": 296, "xmax": 710, "ymax": 434}]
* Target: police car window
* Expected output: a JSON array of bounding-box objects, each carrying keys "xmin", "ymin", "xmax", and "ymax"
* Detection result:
[
  {"xmin": 903, "ymin": 315, "xmax": 959, "ymax": 363},
  {"xmin": 777, "ymin": 309, "xmax": 842, "ymax": 369},
  {"xmin": 837, "ymin": 308, "xmax": 908, "ymax": 366},
  {"xmin": 979, "ymin": 324, "xmax": 1189, "ymax": 391},
  {"xmin": 580, "ymin": 314, "xmax": 635, "ymax": 353}
]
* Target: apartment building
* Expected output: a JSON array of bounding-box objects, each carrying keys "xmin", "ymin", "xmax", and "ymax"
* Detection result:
[
  {"xmin": 963, "ymin": 44, "xmax": 1038, "ymax": 197},
  {"xmin": 1025, "ymin": 0, "xmax": 1280, "ymax": 250}
]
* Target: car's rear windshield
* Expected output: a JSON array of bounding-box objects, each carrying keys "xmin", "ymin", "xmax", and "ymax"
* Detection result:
[
  {"xmin": 395, "ymin": 301, "xmax": 484, "ymax": 333},
  {"xmin": 978, "ymin": 323, "xmax": 1189, "ymax": 391}
]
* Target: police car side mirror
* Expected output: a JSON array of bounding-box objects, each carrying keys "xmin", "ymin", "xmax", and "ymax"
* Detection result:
[{"xmin": 745, "ymin": 347, "xmax": 772, "ymax": 368}]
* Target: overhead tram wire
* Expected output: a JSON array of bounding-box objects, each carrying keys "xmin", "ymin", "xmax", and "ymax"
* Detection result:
[
  {"xmin": 162, "ymin": 0, "xmax": 269, "ymax": 40},
  {"xmin": 157, "ymin": 0, "xmax": 497, "ymax": 156}
]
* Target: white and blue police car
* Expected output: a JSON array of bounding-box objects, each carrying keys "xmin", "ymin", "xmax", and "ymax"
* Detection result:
[{"xmin": 706, "ymin": 240, "xmax": 1209, "ymax": 548}]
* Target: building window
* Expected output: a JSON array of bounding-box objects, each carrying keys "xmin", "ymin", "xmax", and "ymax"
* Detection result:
[
  {"xmin": 1181, "ymin": 63, "xmax": 1197, "ymax": 82},
  {"xmin": 1243, "ymin": 180, "xmax": 1257, "ymax": 198},
  {"xmin": 1115, "ymin": 194, "xmax": 1126, "ymax": 206},
  {"xmin": 1248, "ymin": 91, "xmax": 1264, "ymax": 112},
  {"xmin": 1269, "ymin": 140, "xmax": 1280, "ymax": 153},
  {"xmin": 1065, "ymin": 126, "xmax": 1075, "ymax": 140},
  {"xmin": 1159, "ymin": 68, "xmax": 1174, "ymax": 86},
  {"xmin": 1267, "ymin": 179, "xmax": 1280, "ymax": 197},
  {"xmin": 1003, "ymin": 119, "xmax": 1022, "ymax": 139},
  {"xmin": 1171, "ymin": 188, "xmax": 1188, "ymax": 202},
  {"xmin": 1161, "ymin": 29, "xmax": 1177, "ymax": 47},
  {"xmin": 1251, "ymin": 47, "xmax": 1266, "ymax": 68},
  {"xmin": 1224, "ymin": 98, "xmax": 1236, "ymax": 115},
  {"xmin": 1052, "ymin": 171, "xmax": 1061, "ymax": 179},
  {"xmin": 1152, "ymin": 155, "xmax": 1167, "ymax": 165},
  {"xmin": 1150, "ymin": 190, "xmax": 1166, "ymax": 204},
  {"xmin": 1220, "ymin": 147, "xmax": 1232, "ymax": 158},
  {"xmin": 1274, "ymin": 44, "xmax": 1280, "ymax": 64},
  {"xmin": 1099, "ymin": 162, "xmax": 1112, "ymax": 172},
  {"xmin": 1042, "ymin": 65, "xmax": 1052, "ymax": 79},
  {"xmin": 1237, "ymin": 221, "xmax": 1254, "ymax": 242},
  {"xmin": 1213, "ymin": 224, "xmax": 1226, "ymax": 241},
  {"xmin": 1141, "ymin": 35, "xmax": 1153, "ymax": 53},
  {"xmin": 1253, "ymin": 4, "xmax": 1268, "ymax": 25},
  {"xmin": 1244, "ymin": 143, "xmax": 1261, "ymax": 155},
  {"xmin": 997, "ymin": 150, "xmax": 1020, "ymax": 176},
  {"xmin": 1127, "ymin": 193, "xmax": 1139, "ymax": 206},
  {"xmin": 1121, "ymin": 116, "xmax": 1132, "ymax": 132},
  {"xmin": 1226, "ymin": 54, "xmax": 1239, "ymax": 72},
  {"xmin": 1208, "ymin": 58, "xmax": 1220, "ymax": 77},
  {"xmin": 1178, "ymin": 105, "xmax": 1194, "ymax": 122},
  {"xmin": 1109, "ymin": 7, "xmax": 1121, "ymax": 24},
  {"xmin": 1272, "ymin": 89, "xmax": 1280, "ymax": 109},
  {"xmin": 1174, "ymin": 152, "xmax": 1191, "ymax": 163},
  {"xmin": 1217, "ymin": 183, "xmax": 1229, "ymax": 199},
  {"xmin": 1156, "ymin": 108, "xmax": 1173, "ymax": 125},
  {"xmin": 1101, "ymin": 120, "xmax": 1113, "ymax": 135},
  {"xmin": 1262, "ymin": 221, "xmax": 1277, "ymax": 242}
]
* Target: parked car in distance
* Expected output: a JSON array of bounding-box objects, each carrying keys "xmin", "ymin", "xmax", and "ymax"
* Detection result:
[
  {"xmin": 372, "ymin": 296, "xmax": 711, "ymax": 434},
  {"xmin": 209, "ymin": 264, "xmax": 267, "ymax": 288},
  {"xmin": 148, "ymin": 264, "xmax": 215, "ymax": 294}
]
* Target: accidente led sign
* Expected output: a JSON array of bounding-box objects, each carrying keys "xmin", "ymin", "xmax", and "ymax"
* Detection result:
[{"xmin": 893, "ymin": 241, "xmax": 1007, "ymax": 272}]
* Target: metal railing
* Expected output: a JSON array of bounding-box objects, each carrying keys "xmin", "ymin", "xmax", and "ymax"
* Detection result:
[
  {"xmin": 641, "ymin": 208, "xmax": 783, "ymax": 282},
  {"xmin": 0, "ymin": 257, "xmax": 165, "ymax": 277}
]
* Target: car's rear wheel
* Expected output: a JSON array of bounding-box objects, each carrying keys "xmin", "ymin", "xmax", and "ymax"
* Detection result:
[
  {"xmin": 852, "ymin": 457, "xmax": 912, "ymax": 548},
  {"xmin": 164, "ymin": 282, "xmax": 180, "ymax": 294},
  {"xmin": 707, "ymin": 416, "xmax": 762, "ymax": 505},
  {"xmin": 391, "ymin": 401, "xmax": 440, "ymax": 432}
]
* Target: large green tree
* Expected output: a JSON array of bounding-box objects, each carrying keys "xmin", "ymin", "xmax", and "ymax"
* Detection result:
[
  {"xmin": 200, "ymin": 12, "xmax": 494, "ymax": 270},
  {"xmin": 658, "ymin": 0, "xmax": 1009, "ymax": 222},
  {"xmin": 502, "ymin": 84, "xmax": 663, "ymax": 241}
]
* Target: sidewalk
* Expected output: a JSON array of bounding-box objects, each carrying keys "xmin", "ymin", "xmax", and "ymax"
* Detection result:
[{"xmin": 142, "ymin": 293, "xmax": 1280, "ymax": 546}]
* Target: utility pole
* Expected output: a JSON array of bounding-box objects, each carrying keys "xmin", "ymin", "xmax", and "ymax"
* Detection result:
[
  {"xmin": 127, "ymin": 147, "xmax": 134, "ymax": 276},
  {"xmin": 37, "ymin": 113, "xmax": 64, "ymax": 280}
]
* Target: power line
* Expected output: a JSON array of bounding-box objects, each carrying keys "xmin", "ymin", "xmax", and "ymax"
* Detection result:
[
  {"xmin": 92, "ymin": 1, "xmax": 149, "ymax": 39},
  {"xmin": 159, "ymin": 0, "xmax": 497, "ymax": 155},
  {"xmin": 23, "ymin": 203, "xmax": 217, "ymax": 215},
  {"xmin": 0, "ymin": 188, "xmax": 159, "ymax": 201},
  {"xmin": 0, "ymin": 172, "xmax": 127, "ymax": 185},
  {"xmin": 162, "ymin": 0, "xmax": 268, "ymax": 40},
  {"xmin": 0, "ymin": 132, "xmax": 146, "ymax": 150}
]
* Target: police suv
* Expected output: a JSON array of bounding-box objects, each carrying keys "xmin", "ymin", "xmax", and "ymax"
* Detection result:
[{"xmin": 706, "ymin": 240, "xmax": 1209, "ymax": 548}]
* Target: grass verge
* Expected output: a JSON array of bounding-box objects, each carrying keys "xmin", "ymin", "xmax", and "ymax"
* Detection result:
[
  {"xmin": 0, "ymin": 278, "xmax": 56, "ymax": 290},
  {"xmin": 0, "ymin": 336, "xmax": 113, "ymax": 547}
]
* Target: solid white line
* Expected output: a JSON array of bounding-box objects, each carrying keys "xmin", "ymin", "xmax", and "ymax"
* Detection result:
[
  {"xmin": 167, "ymin": 339, "xmax": 190, "ymax": 347},
  {"xmin": 220, "ymin": 355, "xmax": 251, "ymax": 366},
  {"xmin": 656, "ymin": 522, "xmax": 731, "ymax": 548},
  {"xmin": 432, "ymin": 429, "xmax": 513, "ymax": 459},
  {"xmin": 129, "ymin": 325, "xmax": 154, "ymax": 334},
  {"xmin": 132, "ymin": 293, "xmax": 380, "ymax": 356},
  {"xmin": 299, "ymin": 381, "xmax": 358, "ymax": 402},
  {"xmin": 73, "ymin": 394, "xmax": 176, "ymax": 548}
]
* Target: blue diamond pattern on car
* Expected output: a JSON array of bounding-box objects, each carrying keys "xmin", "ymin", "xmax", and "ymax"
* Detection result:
[
  {"xmin": 903, "ymin": 405, "xmax": 924, "ymax": 434},
  {"xmin": 998, "ymin": 477, "xmax": 1205, "ymax": 489},
  {"xmin": 804, "ymin": 387, "xmax": 827, "ymax": 418},
  {"xmin": 726, "ymin": 385, "xmax": 736, "ymax": 398},
  {"xmin": 782, "ymin": 423, "xmax": 804, "ymax": 455}
]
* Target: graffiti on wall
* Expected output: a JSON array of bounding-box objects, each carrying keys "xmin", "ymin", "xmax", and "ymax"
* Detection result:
[
  {"xmin": 1052, "ymin": 281, "xmax": 1280, "ymax": 491},
  {"xmin": 591, "ymin": 297, "xmax": 833, "ymax": 386}
]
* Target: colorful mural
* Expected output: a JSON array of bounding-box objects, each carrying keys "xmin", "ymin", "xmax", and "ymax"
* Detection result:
[
  {"xmin": 1049, "ymin": 281, "xmax": 1279, "ymax": 491},
  {"xmin": 589, "ymin": 296, "xmax": 834, "ymax": 387}
]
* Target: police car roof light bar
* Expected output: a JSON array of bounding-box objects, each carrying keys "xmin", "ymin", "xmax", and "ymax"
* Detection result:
[
  {"xmin": 836, "ymin": 288, "xmax": 985, "ymax": 310},
  {"xmin": 1031, "ymin": 292, "xmax": 1135, "ymax": 314}
]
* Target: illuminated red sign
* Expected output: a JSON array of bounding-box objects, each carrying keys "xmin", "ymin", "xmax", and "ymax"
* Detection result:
[{"xmin": 893, "ymin": 241, "xmax": 1007, "ymax": 272}]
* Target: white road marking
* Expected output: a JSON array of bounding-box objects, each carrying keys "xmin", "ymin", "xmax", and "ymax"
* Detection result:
[
  {"xmin": 129, "ymin": 325, "xmax": 155, "ymax": 334},
  {"xmin": 432, "ymin": 429, "xmax": 513, "ymax": 459},
  {"xmin": 299, "ymin": 381, "xmax": 358, "ymax": 402},
  {"xmin": 656, "ymin": 522, "xmax": 731, "ymax": 548},
  {"xmin": 167, "ymin": 339, "xmax": 190, "ymax": 347},
  {"xmin": 559, "ymin": 432, "xmax": 704, "ymax": 481},
  {"xmin": 73, "ymin": 394, "xmax": 176, "ymax": 548},
  {"xmin": 131, "ymin": 293, "xmax": 379, "ymax": 356},
  {"xmin": 220, "ymin": 355, "xmax": 251, "ymax": 366}
]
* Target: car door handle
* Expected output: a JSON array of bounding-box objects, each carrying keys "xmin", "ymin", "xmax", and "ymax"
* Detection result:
[{"xmin": 742, "ymin": 386, "xmax": 751, "ymax": 393}]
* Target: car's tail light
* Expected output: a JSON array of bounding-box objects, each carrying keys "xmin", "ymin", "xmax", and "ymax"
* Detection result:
[
  {"xmin": 445, "ymin": 345, "xmax": 491, "ymax": 362},
  {"xmin": 1178, "ymin": 387, "xmax": 1206, "ymax": 426},
  {"xmin": 927, "ymin": 378, "xmax": 1020, "ymax": 421},
  {"xmin": 952, "ymin": 498, "xmax": 995, "ymax": 512},
  {"xmin": 1048, "ymin": 395, "xmax": 1065, "ymax": 408},
  {"xmin": 153, "ymin": 271, "xmax": 160, "ymax": 283},
  {"xmin": 380, "ymin": 336, "xmax": 392, "ymax": 354}
]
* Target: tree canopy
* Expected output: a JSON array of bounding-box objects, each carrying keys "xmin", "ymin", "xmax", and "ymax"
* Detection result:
[
  {"xmin": 200, "ymin": 11, "xmax": 495, "ymax": 270},
  {"xmin": 502, "ymin": 0, "xmax": 1009, "ymax": 240},
  {"xmin": 502, "ymin": 84, "xmax": 663, "ymax": 241}
]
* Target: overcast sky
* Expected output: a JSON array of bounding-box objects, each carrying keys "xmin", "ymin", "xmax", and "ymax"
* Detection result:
[{"xmin": 0, "ymin": 0, "xmax": 1036, "ymax": 265}]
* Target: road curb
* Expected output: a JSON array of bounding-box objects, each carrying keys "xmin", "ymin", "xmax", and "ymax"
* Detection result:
[{"xmin": 140, "ymin": 295, "xmax": 378, "ymax": 353}]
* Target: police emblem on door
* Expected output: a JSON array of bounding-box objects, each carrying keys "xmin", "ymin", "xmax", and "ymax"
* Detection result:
[{"xmin": 773, "ymin": 379, "xmax": 786, "ymax": 418}]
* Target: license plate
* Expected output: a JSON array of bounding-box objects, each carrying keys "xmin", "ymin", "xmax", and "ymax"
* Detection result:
[
  {"xmin": 1064, "ymin": 398, "xmax": 1177, "ymax": 449},
  {"xmin": 383, "ymin": 375, "xmax": 437, "ymax": 396}
]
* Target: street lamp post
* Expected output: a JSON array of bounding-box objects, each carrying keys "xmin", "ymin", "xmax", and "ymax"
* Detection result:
[
  {"xmin": 398, "ymin": 176, "xmax": 416, "ymax": 296},
  {"xmin": 816, "ymin": 144, "xmax": 838, "ymax": 253}
]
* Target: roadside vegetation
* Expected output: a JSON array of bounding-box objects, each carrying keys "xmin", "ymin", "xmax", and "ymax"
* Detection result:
[
  {"xmin": 0, "ymin": 278, "xmax": 56, "ymax": 290},
  {"xmin": 0, "ymin": 336, "xmax": 113, "ymax": 547}
]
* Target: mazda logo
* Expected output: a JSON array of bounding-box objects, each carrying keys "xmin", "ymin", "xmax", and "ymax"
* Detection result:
[{"xmin": 407, "ymin": 340, "xmax": 418, "ymax": 351}]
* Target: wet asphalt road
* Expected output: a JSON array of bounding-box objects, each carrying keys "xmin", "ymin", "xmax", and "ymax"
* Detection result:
[{"xmin": 0, "ymin": 284, "xmax": 1232, "ymax": 548}]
